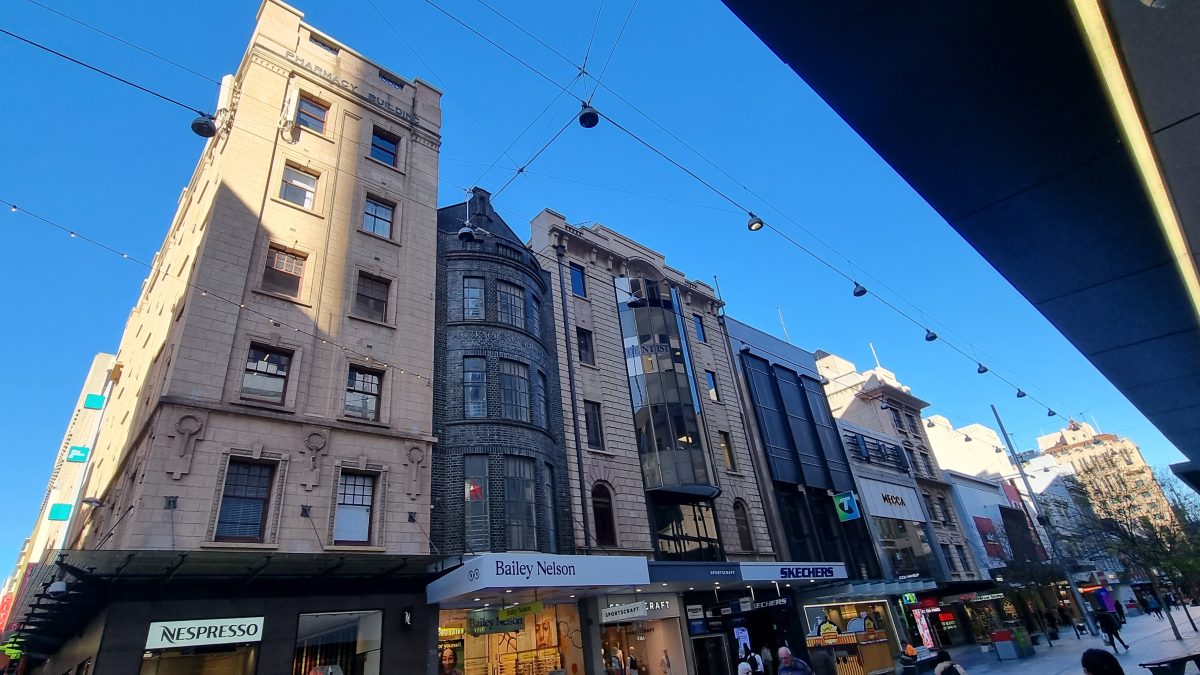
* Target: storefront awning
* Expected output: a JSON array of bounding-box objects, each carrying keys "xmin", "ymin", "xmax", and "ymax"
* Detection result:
[
  {"xmin": 641, "ymin": 561, "xmax": 849, "ymax": 596},
  {"xmin": 426, "ymin": 553, "xmax": 650, "ymax": 609},
  {"xmin": 798, "ymin": 578, "xmax": 938, "ymax": 603}
]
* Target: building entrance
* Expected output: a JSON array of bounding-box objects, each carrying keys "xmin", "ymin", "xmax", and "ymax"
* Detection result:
[{"xmin": 690, "ymin": 634, "xmax": 729, "ymax": 675}]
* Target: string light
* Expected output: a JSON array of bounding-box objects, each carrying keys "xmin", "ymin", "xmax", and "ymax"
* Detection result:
[
  {"xmin": 924, "ymin": 329, "xmax": 939, "ymax": 342},
  {"xmin": 852, "ymin": 282, "xmax": 868, "ymax": 298}
]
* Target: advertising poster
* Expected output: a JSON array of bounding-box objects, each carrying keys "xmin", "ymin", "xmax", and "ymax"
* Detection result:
[{"xmin": 437, "ymin": 639, "xmax": 464, "ymax": 675}]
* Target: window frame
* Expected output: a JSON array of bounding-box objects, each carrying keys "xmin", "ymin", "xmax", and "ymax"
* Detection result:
[
  {"xmin": 584, "ymin": 400, "xmax": 604, "ymax": 449},
  {"xmin": 362, "ymin": 196, "xmax": 395, "ymax": 239},
  {"xmin": 296, "ymin": 96, "xmax": 328, "ymax": 134},
  {"xmin": 505, "ymin": 456, "xmax": 538, "ymax": 551},
  {"xmin": 592, "ymin": 484, "xmax": 617, "ymax": 547},
  {"xmin": 345, "ymin": 365, "xmax": 384, "ymax": 421},
  {"xmin": 241, "ymin": 343, "xmax": 293, "ymax": 405},
  {"xmin": 496, "ymin": 280, "xmax": 525, "ymax": 328},
  {"xmin": 353, "ymin": 272, "xmax": 390, "ymax": 323},
  {"xmin": 569, "ymin": 263, "xmax": 587, "ymax": 297},
  {"xmin": 262, "ymin": 245, "xmax": 306, "ymax": 299},
  {"xmin": 464, "ymin": 356, "xmax": 486, "ymax": 419},
  {"xmin": 718, "ymin": 430, "xmax": 737, "ymax": 471},
  {"xmin": 464, "ymin": 455, "xmax": 490, "ymax": 552},
  {"xmin": 280, "ymin": 165, "xmax": 318, "ymax": 209},
  {"xmin": 576, "ymin": 327, "xmax": 595, "ymax": 366},
  {"xmin": 215, "ymin": 459, "xmax": 275, "ymax": 543},
  {"xmin": 733, "ymin": 500, "xmax": 754, "ymax": 552},
  {"xmin": 369, "ymin": 127, "xmax": 400, "ymax": 167},
  {"xmin": 333, "ymin": 471, "xmax": 376, "ymax": 545},
  {"xmin": 499, "ymin": 359, "xmax": 530, "ymax": 422},
  {"xmin": 704, "ymin": 370, "xmax": 720, "ymax": 402},
  {"xmin": 462, "ymin": 276, "xmax": 485, "ymax": 320},
  {"xmin": 693, "ymin": 314, "xmax": 707, "ymax": 343}
]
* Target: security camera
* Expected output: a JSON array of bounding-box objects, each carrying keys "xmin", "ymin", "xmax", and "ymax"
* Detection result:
[
  {"xmin": 457, "ymin": 226, "xmax": 476, "ymax": 243},
  {"xmin": 47, "ymin": 581, "xmax": 68, "ymax": 599}
]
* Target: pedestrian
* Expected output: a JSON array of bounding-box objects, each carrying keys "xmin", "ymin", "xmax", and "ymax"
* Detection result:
[
  {"xmin": 808, "ymin": 648, "xmax": 835, "ymax": 675},
  {"xmin": 742, "ymin": 646, "xmax": 765, "ymax": 673},
  {"xmin": 777, "ymin": 646, "xmax": 813, "ymax": 675},
  {"xmin": 760, "ymin": 644, "xmax": 774, "ymax": 675},
  {"xmin": 898, "ymin": 641, "xmax": 919, "ymax": 675},
  {"xmin": 1081, "ymin": 647, "xmax": 1125, "ymax": 675},
  {"xmin": 738, "ymin": 663, "xmax": 754, "ymax": 675},
  {"xmin": 1147, "ymin": 595, "xmax": 1163, "ymax": 620},
  {"xmin": 1137, "ymin": 595, "xmax": 1149, "ymax": 615},
  {"xmin": 1113, "ymin": 601, "xmax": 1126, "ymax": 625},
  {"xmin": 932, "ymin": 649, "xmax": 967, "ymax": 675},
  {"xmin": 1096, "ymin": 612, "xmax": 1129, "ymax": 653}
]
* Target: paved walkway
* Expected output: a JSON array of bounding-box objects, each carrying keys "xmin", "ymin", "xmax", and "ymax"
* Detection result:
[{"xmin": 941, "ymin": 611, "xmax": 1200, "ymax": 674}]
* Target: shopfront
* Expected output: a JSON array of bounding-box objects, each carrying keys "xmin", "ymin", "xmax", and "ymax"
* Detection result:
[
  {"xmin": 855, "ymin": 478, "xmax": 938, "ymax": 579},
  {"xmin": 801, "ymin": 599, "xmax": 897, "ymax": 675},
  {"xmin": 599, "ymin": 595, "xmax": 685, "ymax": 675}
]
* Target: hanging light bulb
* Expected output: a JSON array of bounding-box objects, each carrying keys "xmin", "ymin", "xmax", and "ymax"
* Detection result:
[
  {"xmin": 977, "ymin": 363, "xmax": 988, "ymax": 374},
  {"xmin": 578, "ymin": 103, "xmax": 600, "ymax": 128},
  {"xmin": 926, "ymin": 419, "xmax": 935, "ymax": 428},
  {"xmin": 852, "ymin": 282, "xmax": 868, "ymax": 297},
  {"xmin": 1016, "ymin": 389, "xmax": 1027, "ymax": 398},
  {"xmin": 747, "ymin": 213, "xmax": 765, "ymax": 232},
  {"xmin": 9, "ymin": 205, "xmax": 16, "ymax": 213},
  {"xmin": 924, "ymin": 329, "xmax": 938, "ymax": 342},
  {"xmin": 1047, "ymin": 408, "xmax": 1057, "ymax": 417}
]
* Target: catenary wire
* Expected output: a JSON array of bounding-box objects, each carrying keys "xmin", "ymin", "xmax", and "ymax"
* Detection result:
[{"xmin": 588, "ymin": 0, "xmax": 638, "ymax": 100}]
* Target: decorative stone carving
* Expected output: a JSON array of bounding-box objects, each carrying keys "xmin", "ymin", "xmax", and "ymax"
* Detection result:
[
  {"xmin": 298, "ymin": 426, "xmax": 330, "ymax": 491},
  {"xmin": 404, "ymin": 446, "xmax": 426, "ymax": 500},
  {"xmin": 164, "ymin": 411, "xmax": 206, "ymax": 479}
]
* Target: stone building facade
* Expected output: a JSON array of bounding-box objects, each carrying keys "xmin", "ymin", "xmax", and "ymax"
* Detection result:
[
  {"xmin": 528, "ymin": 210, "xmax": 773, "ymax": 561},
  {"xmin": 430, "ymin": 188, "xmax": 571, "ymax": 556},
  {"xmin": 74, "ymin": 0, "xmax": 443, "ymax": 557}
]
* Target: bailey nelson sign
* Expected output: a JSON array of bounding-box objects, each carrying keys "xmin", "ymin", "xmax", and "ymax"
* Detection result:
[
  {"xmin": 427, "ymin": 553, "xmax": 650, "ymax": 604},
  {"xmin": 145, "ymin": 617, "xmax": 264, "ymax": 650}
]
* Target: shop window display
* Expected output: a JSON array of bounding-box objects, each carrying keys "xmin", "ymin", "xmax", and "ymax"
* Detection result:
[
  {"xmin": 292, "ymin": 610, "xmax": 382, "ymax": 675},
  {"xmin": 802, "ymin": 601, "xmax": 896, "ymax": 675},
  {"xmin": 437, "ymin": 604, "xmax": 583, "ymax": 675}
]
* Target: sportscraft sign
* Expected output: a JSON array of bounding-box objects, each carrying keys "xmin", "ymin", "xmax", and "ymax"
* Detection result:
[{"xmin": 145, "ymin": 617, "xmax": 264, "ymax": 650}]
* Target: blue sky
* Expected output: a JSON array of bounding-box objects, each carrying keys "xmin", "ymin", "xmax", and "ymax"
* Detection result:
[{"xmin": 0, "ymin": 0, "xmax": 1185, "ymax": 575}]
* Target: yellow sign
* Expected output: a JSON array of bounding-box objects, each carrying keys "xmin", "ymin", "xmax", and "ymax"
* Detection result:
[
  {"xmin": 437, "ymin": 625, "xmax": 464, "ymax": 638},
  {"xmin": 498, "ymin": 601, "xmax": 544, "ymax": 620}
]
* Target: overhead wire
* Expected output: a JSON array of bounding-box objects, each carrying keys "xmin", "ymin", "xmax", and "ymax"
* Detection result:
[{"xmin": 587, "ymin": 0, "xmax": 637, "ymax": 100}]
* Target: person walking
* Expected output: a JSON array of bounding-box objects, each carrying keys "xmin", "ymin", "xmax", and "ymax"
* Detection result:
[
  {"xmin": 808, "ymin": 648, "xmax": 835, "ymax": 675},
  {"xmin": 776, "ymin": 646, "xmax": 813, "ymax": 675},
  {"xmin": 737, "ymin": 663, "xmax": 754, "ymax": 675},
  {"xmin": 1113, "ymin": 601, "xmax": 1126, "ymax": 625},
  {"xmin": 1147, "ymin": 595, "xmax": 1164, "ymax": 620},
  {"xmin": 1096, "ymin": 612, "xmax": 1129, "ymax": 653},
  {"xmin": 1081, "ymin": 647, "xmax": 1125, "ymax": 675},
  {"xmin": 932, "ymin": 649, "xmax": 967, "ymax": 675}
]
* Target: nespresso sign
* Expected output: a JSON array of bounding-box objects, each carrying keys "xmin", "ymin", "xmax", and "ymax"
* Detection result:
[{"xmin": 145, "ymin": 617, "xmax": 264, "ymax": 650}]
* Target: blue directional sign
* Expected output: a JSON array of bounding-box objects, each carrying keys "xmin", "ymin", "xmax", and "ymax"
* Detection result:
[{"xmin": 66, "ymin": 446, "xmax": 90, "ymax": 463}]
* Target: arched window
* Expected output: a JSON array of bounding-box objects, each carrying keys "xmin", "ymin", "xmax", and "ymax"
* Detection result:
[
  {"xmin": 592, "ymin": 484, "xmax": 617, "ymax": 547},
  {"xmin": 734, "ymin": 501, "xmax": 754, "ymax": 552}
]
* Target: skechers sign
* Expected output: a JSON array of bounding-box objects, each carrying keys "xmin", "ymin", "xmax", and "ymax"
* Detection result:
[
  {"xmin": 145, "ymin": 617, "xmax": 263, "ymax": 649},
  {"xmin": 740, "ymin": 562, "xmax": 847, "ymax": 582}
]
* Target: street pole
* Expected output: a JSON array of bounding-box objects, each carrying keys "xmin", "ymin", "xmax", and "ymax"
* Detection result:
[{"xmin": 992, "ymin": 404, "xmax": 1098, "ymax": 637}]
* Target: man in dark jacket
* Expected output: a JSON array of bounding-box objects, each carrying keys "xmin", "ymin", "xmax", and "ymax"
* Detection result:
[
  {"xmin": 808, "ymin": 648, "xmax": 836, "ymax": 675},
  {"xmin": 776, "ymin": 647, "xmax": 813, "ymax": 675},
  {"xmin": 1096, "ymin": 612, "xmax": 1128, "ymax": 653}
]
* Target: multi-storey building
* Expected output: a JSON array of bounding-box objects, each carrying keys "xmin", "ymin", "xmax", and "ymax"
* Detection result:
[{"xmin": 4, "ymin": 3, "xmax": 445, "ymax": 673}]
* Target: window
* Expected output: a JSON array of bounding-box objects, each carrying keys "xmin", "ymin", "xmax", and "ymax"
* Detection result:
[
  {"xmin": 263, "ymin": 246, "xmax": 305, "ymax": 297},
  {"xmin": 542, "ymin": 464, "xmax": 557, "ymax": 553},
  {"xmin": 216, "ymin": 460, "xmax": 274, "ymax": 541},
  {"xmin": 293, "ymin": 610, "xmax": 380, "ymax": 675},
  {"xmin": 464, "ymin": 455, "xmax": 489, "ymax": 552},
  {"xmin": 463, "ymin": 277, "xmax": 484, "ymax": 320},
  {"xmin": 370, "ymin": 128, "xmax": 399, "ymax": 166},
  {"xmin": 584, "ymin": 400, "xmax": 604, "ymax": 448},
  {"xmin": 334, "ymin": 473, "xmax": 374, "ymax": 544},
  {"xmin": 308, "ymin": 35, "xmax": 339, "ymax": 55},
  {"xmin": 593, "ymin": 484, "xmax": 617, "ymax": 547},
  {"xmin": 719, "ymin": 431, "xmax": 737, "ymax": 471},
  {"xmin": 378, "ymin": 71, "xmax": 404, "ymax": 90},
  {"xmin": 362, "ymin": 197, "xmax": 394, "ymax": 238},
  {"xmin": 937, "ymin": 496, "xmax": 953, "ymax": 525},
  {"xmin": 577, "ymin": 328, "xmax": 595, "ymax": 365},
  {"xmin": 464, "ymin": 357, "xmax": 486, "ymax": 418},
  {"xmin": 530, "ymin": 297, "xmax": 541, "ymax": 336},
  {"xmin": 693, "ymin": 314, "xmax": 707, "ymax": 342},
  {"xmin": 734, "ymin": 501, "xmax": 754, "ymax": 551},
  {"xmin": 923, "ymin": 494, "xmax": 937, "ymax": 521},
  {"xmin": 535, "ymin": 371, "xmax": 548, "ymax": 427},
  {"xmin": 345, "ymin": 366, "xmax": 382, "ymax": 420},
  {"xmin": 498, "ymin": 243, "xmax": 523, "ymax": 261},
  {"xmin": 506, "ymin": 456, "xmax": 537, "ymax": 550},
  {"xmin": 905, "ymin": 413, "xmax": 921, "ymax": 435},
  {"xmin": 497, "ymin": 281, "xmax": 525, "ymax": 328},
  {"xmin": 955, "ymin": 544, "xmax": 969, "ymax": 572},
  {"xmin": 890, "ymin": 407, "xmax": 905, "ymax": 433},
  {"xmin": 942, "ymin": 543, "xmax": 958, "ymax": 571},
  {"xmin": 499, "ymin": 360, "xmax": 529, "ymax": 421},
  {"xmin": 922, "ymin": 453, "xmax": 936, "ymax": 476},
  {"xmin": 296, "ymin": 96, "xmax": 328, "ymax": 133},
  {"xmin": 242, "ymin": 344, "xmax": 292, "ymax": 403},
  {"xmin": 570, "ymin": 263, "xmax": 587, "ymax": 297},
  {"xmin": 705, "ymin": 371, "xmax": 720, "ymax": 402},
  {"xmin": 354, "ymin": 273, "xmax": 389, "ymax": 322},
  {"xmin": 280, "ymin": 166, "xmax": 317, "ymax": 209}
]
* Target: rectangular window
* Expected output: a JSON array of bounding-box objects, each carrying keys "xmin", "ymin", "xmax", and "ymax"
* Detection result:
[
  {"xmin": 216, "ymin": 460, "xmax": 274, "ymax": 541},
  {"xmin": 263, "ymin": 246, "xmax": 305, "ymax": 298},
  {"xmin": 280, "ymin": 166, "xmax": 317, "ymax": 209},
  {"xmin": 293, "ymin": 610, "xmax": 380, "ymax": 675},
  {"xmin": 693, "ymin": 314, "xmax": 707, "ymax": 342},
  {"xmin": 505, "ymin": 456, "xmax": 537, "ymax": 550},
  {"xmin": 577, "ymin": 328, "xmax": 595, "ymax": 365},
  {"xmin": 905, "ymin": 413, "xmax": 921, "ymax": 434},
  {"xmin": 890, "ymin": 407, "xmax": 905, "ymax": 433},
  {"xmin": 464, "ymin": 357, "xmax": 486, "ymax": 418},
  {"xmin": 570, "ymin": 263, "xmax": 587, "ymax": 297},
  {"xmin": 354, "ymin": 273, "xmax": 389, "ymax": 323},
  {"xmin": 584, "ymin": 400, "xmax": 604, "ymax": 448},
  {"xmin": 463, "ymin": 277, "xmax": 484, "ymax": 320},
  {"xmin": 530, "ymin": 297, "xmax": 541, "ymax": 336},
  {"xmin": 499, "ymin": 360, "xmax": 529, "ymax": 422},
  {"xmin": 542, "ymin": 464, "xmax": 557, "ymax": 554},
  {"xmin": 719, "ymin": 431, "xmax": 737, "ymax": 471},
  {"xmin": 308, "ymin": 35, "xmax": 340, "ymax": 55},
  {"xmin": 242, "ymin": 345, "xmax": 292, "ymax": 404},
  {"xmin": 537, "ymin": 371, "xmax": 549, "ymax": 427},
  {"xmin": 296, "ymin": 97, "xmax": 328, "ymax": 133},
  {"xmin": 497, "ymin": 281, "xmax": 525, "ymax": 328},
  {"xmin": 333, "ymin": 472, "xmax": 374, "ymax": 544},
  {"xmin": 369, "ymin": 128, "xmax": 399, "ymax": 166},
  {"xmin": 497, "ymin": 243, "xmax": 524, "ymax": 261},
  {"xmin": 345, "ymin": 366, "xmax": 382, "ymax": 420},
  {"xmin": 942, "ymin": 543, "xmax": 958, "ymax": 571},
  {"xmin": 464, "ymin": 455, "xmax": 489, "ymax": 552},
  {"xmin": 705, "ymin": 370, "xmax": 720, "ymax": 402},
  {"xmin": 955, "ymin": 544, "xmax": 969, "ymax": 572},
  {"xmin": 938, "ymin": 496, "xmax": 953, "ymax": 525},
  {"xmin": 362, "ymin": 197, "xmax": 394, "ymax": 238}
]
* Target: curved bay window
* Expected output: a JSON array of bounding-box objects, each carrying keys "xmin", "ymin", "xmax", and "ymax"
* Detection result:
[{"xmin": 615, "ymin": 277, "xmax": 716, "ymax": 498}]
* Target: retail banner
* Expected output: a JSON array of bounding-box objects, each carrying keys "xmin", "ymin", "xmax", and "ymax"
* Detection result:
[
  {"xmin": 974, "ymin": 516, "xmax": 1004, "ymax": 557},
  {"xmin": 428, "ymin": 554, "xmax": 650, "ymax": 604},
  {"xmin": 498, "ymin": 601, "xmax": 543, "ymax": 620},
  {"xmin": 739, "ymin": 562, "xmax": 847, "ymax": 582},
  {"xmin": 145, "ymin": 617, "xmax": 263, "ymax": 650},
  {"xmin": 601, "ymin": 602, "xmax": 647, "ymax": 624},
  {"xmin": 856, "ymin": 478, "xmax": 926, "ymax": 522}
]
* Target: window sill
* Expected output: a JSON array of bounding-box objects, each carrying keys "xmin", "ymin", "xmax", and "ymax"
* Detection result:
[
  {"xmin": 723, "ymin": 469, "xmax": 747, "ymax": 477},
  {"xmin": 269, "ymin": 196, "xmax": 324, "ymax": 219},
  {"xmin": 364, "ymin": 155, "xmax": 406, "ymax": 176},
  {"xmin": 325, "ymin": 544, "xmax": 386, "ymax": 553},
  {"xmin": 348, "ymin": 313, "xmax": 396, "ymax": 330},
  {"xmin": 251, "ymin": 288, "xmax": 313, "ymax": 308},
  {"xmin": 356, "ymin": 228, "xmax": 402, "ymax": 248},
  {"xmin": 233, "ymin": 397, "xmax": 295, "ymax": 413},
  {"xmin": 338, "ymin": 415, "xmax": 389, "ymax": 429},
  {"xmin": 586, "ymin": 447, "xmax": 618, "ymax": 458},
  {"xmin": 202, "ymin": 541, "xmax": 280, "ymax": 550},
  {"xmin": 297, "ymin": 124, "xmax": 335, "ymax": 144}
]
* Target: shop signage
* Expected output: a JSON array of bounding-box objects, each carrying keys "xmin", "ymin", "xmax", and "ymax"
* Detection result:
[
  {"xmin": 974, "ymin": 593, "xmax": 1006, "ymax": 602},
  {"xmin": 283, "ymin": 51, "xmax": 419, "ymax": 125},
  {"xmin": 437, "ymin": 625, "xmax": 464, "ymax": 638},
  {"xmin": 751, "ymin": 597, "xmax": 789, "ymax": 611},
  {"xmin": 856, "ymin": 478, "xmax": 927, "ymax": 522},
  {"xmin": 901, "ymin": 593, "xmax": 918, "ymax": 605},
  {"xmin": 647, "ymin": 562, "xmax": 741, "ymax": 582},
  {"xmin": 916, "ymin": 599, "xmax": 939, "ymax": 609},
  {"xmin": 738, "ymin": 598, "xmax": 752, "ymax": 612},
  {"xmin": 601, "ymin": 602, "xmax": 648, "ymax": 624},
  {"xmin": 740, "ymin": 562, "xmax": 847, "ymax": 582},
  {"xmin": 498, "ymin": 601, "xmax": 543, "ymax": 620},
  {"xmin": 686, "ymin": 605, "xmax": 704, "ymax": 619},
  {"xmin": 898, "ymin": 573, "xmax": 921, "ymax": 580},
  {"xmin": 881, "ymin": 493, "xmax": 906, "ymax": 506},
  {"xmin": 145, "ymin": 617, "xmax": 264, "ymax": 650},
  {"xmin": 467, "ymin": 609, "xmax": 523, "ymax": 636},
  {"xmin": 428, "ymin": 554, "xmax": 650, "ymax": 604},
  {"xmin": 834, "ymin": 491, "xmax": 861, "ymax": 522},
  {"xmin": 66, "ymin": 446, "xmax": 90, "ymax": 462}
]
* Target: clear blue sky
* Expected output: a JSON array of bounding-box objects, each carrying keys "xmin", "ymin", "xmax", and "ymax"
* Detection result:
[{"xmin": 0, "ymin": 0, "xmax": 1186, "ymax": 575}]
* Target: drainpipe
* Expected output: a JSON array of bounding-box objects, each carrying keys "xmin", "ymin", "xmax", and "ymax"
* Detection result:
[{"xmin": 555, "ymin": 239, "xmax": 592, "ymax": 553}]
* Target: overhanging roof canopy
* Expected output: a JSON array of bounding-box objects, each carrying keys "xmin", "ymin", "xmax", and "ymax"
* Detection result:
[{"xmin": 721, "ymin": 0, "xmax": 1200, "ymax": 462}]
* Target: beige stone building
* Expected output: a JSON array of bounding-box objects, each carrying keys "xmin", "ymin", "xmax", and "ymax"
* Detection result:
[
  {"xmin": 529, "ymin": 211, "xmax": 773, "ymax": 562},
  {"xmin": 1038, "ymin": 421, "xmax": 1174, "ymax": 529},
  {"xmin": 73, "ymin": 0, "xmax": 442, "ymax": 557}
]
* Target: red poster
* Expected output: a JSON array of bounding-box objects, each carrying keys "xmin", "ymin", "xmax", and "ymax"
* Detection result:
[{"xmin": 973, "ymin": 516, "xmax": 1005, "ymax": 557}]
